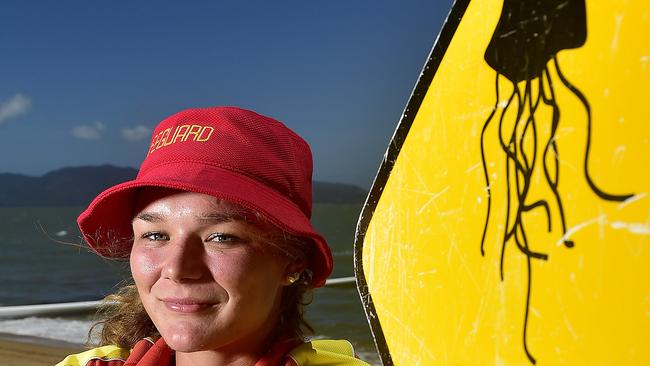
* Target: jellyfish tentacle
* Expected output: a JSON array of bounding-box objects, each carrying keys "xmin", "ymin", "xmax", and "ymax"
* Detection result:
[
  {"xmin": 500, "ymin": 78, "xmax": 548, "ymax": 364},
  {"xmin": 500, "ymin": 80, "xmax": 551, "ymax": 278},
  {"xmin": 523, "ymin": 77, "xmax": 542, "ymax": 175},
  {"xmin": 541, "ymin": 66, "xmax": 574, "ymax": 248},
  {"xmin": 517, "ymin": 217, "xmax": 544, "ymax": 364},
  {"xmin": 523, "ymin": 255, "xmax": 536, "ymax": 365},
  {"xmin": 507, "ymin": 219, "xmax": 548, "ymax": 260},
  {"xmin": 497, "ymin": 83, "xmax": 518, "ymax": 280},
  {"xmin": 522, "ymin": 200, "xmax": 552, "ymax": 232},
  {"xmin": 552, "ymin": 56, "xmax": 634, "ymax": 202},
  {"xmin": 512, "ymin": 80, "xmax": 532, "ymax": 202},
  {"xmin": 512, "ymin": 197, "xmax": 549, "ymax": 259},
  {"xmin": 511, "ymin": 79, "xmax": 551, "ymax": 257},
  {"xmin": 541, "ymin": 67, "xmax": 560, "ymax": 193},
  {"xmin": 518, "ymin": 229, "xmax": 537, "ymax": 365},
  {"xmin": 512, "ymin": 81, "xmax": 530, "ymax": 179},
  {"xmin": 503, "ymin": 81, "xmax": 530, "ymax": 278},
  {"xmin": 520, "ymin": 118, "xmax": 533, "ymax": 171},
  {"xmin": 522, "ymin": 200, "xmax": 550, "ymax": 212},
  {"xmin": 497, "ymin": 88, "xmax": 516, "ymax": 155},
  {"xmin": 480, "ymin": 73, "xmax": 501, "ymax": 256},
  {"xmin": 519, "ymin": 79, "xmax": 534, "ymax": 172},
  {"xmin": 517, "ymin": 216, "xmax": 548, "ymax": 261},
  {"xmin": 498, "ymin": 84, "xmax": 527, "ymax": 176},
  {"xmin": 500, "ymin": 151, "xmax": 511, "ymax": 281},
  {"xmin": 499, "ymin": 83, "xmax": 519, "ymax": 281},
  {"xmin": 522, "ymin": 81, "xmax": 552, "ymax": 232},
  {"xmin": 512, "ymin": 80, "xmax": 530, "ymax": 203},
  {"xmin": 529, "ymin": 82, "xmax": 552, "ymax": 231}
]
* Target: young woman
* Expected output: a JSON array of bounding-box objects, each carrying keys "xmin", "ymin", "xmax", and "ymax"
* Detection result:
[{"xmin": 57, "ymin": 107, "xmax": 370, "ymax": 366}]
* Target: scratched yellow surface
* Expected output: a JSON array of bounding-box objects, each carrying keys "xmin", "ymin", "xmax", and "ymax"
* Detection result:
[{"xmin": 362, "ymin": 0, "xmax": 650, "ymax": 364}]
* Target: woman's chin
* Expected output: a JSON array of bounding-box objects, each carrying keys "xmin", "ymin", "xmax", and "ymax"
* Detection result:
[
  {"xmin": 164, "ymin": 332, "xmax": 209, "ymax": 352},
  {"xmin": 159, "ymin": 323, "xmax": 215, "ymax": 352}
]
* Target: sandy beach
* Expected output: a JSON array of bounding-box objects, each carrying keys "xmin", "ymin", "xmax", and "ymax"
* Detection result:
[{"xmin": 0, "ymin": 332, "xmax": 83, "ymax": 366}]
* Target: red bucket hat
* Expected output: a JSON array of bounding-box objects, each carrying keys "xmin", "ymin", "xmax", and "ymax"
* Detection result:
[{"xmin": 77, "ymin": 106, "xmax": 332, "ymax": 287}]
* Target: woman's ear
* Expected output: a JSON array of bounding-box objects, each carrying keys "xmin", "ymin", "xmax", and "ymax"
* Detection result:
[{"xmin": 282, "ymin": 258, "xmax": 308, "ymax": 286}]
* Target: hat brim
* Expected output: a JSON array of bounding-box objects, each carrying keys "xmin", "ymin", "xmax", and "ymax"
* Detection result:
[{"xmin": 77, "ymin": 161, "xmax": 332, "ymax": 287}]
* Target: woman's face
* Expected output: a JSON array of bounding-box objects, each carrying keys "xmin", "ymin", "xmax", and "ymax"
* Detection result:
[{"xmin": 130, "ymin": 190, "xmax": 298, "ymax": 354}]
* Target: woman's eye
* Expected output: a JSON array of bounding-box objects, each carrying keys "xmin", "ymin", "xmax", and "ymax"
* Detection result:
[
  {"xmin": 141, "ymin": 232, "xmax": 168, "ymax": 241},
  {"xmin": 206, "ymin": 232, "xmax": 239, "ymax": 243}
]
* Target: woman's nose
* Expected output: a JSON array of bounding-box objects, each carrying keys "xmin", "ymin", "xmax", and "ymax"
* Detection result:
[{"xmin": 161, "ymin": 236, "xmax": 206, "ymax": 282}]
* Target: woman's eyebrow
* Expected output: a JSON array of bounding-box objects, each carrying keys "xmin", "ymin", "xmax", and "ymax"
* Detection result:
[{"xmin": 134, "ymin": 212, "xmax": 165, "ymax": 223}]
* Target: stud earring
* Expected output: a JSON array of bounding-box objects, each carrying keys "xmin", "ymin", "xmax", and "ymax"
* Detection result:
[
  {"xmin": 301, "ymin": 269, "xmax": 313, "ymax": 285},
  {"xmin": 285, "ymin": 272, "xmax": 301, "ymax": 285}
]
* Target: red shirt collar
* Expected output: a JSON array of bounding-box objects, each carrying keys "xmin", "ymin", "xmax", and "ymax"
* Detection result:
[{"xmin": 123, "ymin": 336, "xmax": 303, "ymax": 366}]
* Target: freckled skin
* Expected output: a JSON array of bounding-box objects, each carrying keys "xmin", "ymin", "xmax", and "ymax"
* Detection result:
[{"xmin": 130, "ymin": 190, "xmax": 298, "ymax": 365}]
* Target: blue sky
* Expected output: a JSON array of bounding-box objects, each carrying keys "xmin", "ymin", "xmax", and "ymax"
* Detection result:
[{"xmin": 0, "ymin": 1, "xmax": 452, "ymax": 189}]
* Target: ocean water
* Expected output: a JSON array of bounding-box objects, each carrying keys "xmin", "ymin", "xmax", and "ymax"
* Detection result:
[{"xmin": 0, "ymin": 204, "xmax": 380, "ymax": 364}]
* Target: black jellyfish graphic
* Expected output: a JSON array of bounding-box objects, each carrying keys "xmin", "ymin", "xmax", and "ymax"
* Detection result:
[{"xmin": 479, "ymin": 0, "xmax": 634, "ymax": 364}]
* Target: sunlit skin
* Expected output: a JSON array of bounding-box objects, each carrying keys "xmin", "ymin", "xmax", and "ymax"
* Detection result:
[{"xmin": 130, "ymin": 189, "xmax": 303, "ymax": 366}]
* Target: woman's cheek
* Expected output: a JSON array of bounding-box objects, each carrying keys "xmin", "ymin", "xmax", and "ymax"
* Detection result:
[
  {"xmin": 207, "ymin": 249, "xmax": 284, "ymax": 290},
  {"xmin": 131, "ymin": 246, "xmax": 160, "ymax": 285},
  {"xmin": 206, "ymin": 250, "xmax": 262, "ymax": 288}
]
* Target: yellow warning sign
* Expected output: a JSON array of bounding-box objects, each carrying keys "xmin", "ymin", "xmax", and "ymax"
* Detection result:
[{"xmin": 355, "ymin": 0, "xmax": 650, "ymax": 364}]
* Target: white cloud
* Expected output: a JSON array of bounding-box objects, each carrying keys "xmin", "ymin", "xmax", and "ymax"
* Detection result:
[
  {"xmin": 121, "ymin": 125, "xmax": 151, "ymax": 141},
  {"xmin": 71, "ymin": 121, "xmax": 105, "ymax": 140},
  {"xmin": 0, "ymin": 94, "xmax": 32, "ymax": 125}
]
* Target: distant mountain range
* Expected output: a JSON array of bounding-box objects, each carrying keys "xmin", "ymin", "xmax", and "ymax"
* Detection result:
[{"xmin": 0, "ymin": 165, "xmax": 368, "ymax": 206}]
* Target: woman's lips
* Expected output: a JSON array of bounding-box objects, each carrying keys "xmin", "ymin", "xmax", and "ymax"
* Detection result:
[{"xmin": 160, "ymin": 298, "xmax": 214, "ymax": 313}]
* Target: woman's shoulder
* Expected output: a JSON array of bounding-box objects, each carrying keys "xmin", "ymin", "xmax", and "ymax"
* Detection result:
[
  {"xmin": 54, "ymin": 344, "xmax": 131, "ymax": 366},
  {"xmin": 54, "ymin": 338, "xmax": 156, "ymax": 366},
  {"xmin": 287, "ymin": 339, "xmax": 372, "ymax": 366}
]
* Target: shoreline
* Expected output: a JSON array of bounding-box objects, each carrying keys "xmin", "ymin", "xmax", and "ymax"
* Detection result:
[{"xmin": 0, "ymin": 332, "xmax": 83, "ymax": 366}]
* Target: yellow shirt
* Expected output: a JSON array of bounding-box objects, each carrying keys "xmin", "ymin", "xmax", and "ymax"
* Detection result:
[{"xmin": 56, "ymin": 338, "xmax": 371, "ymax": 366}]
